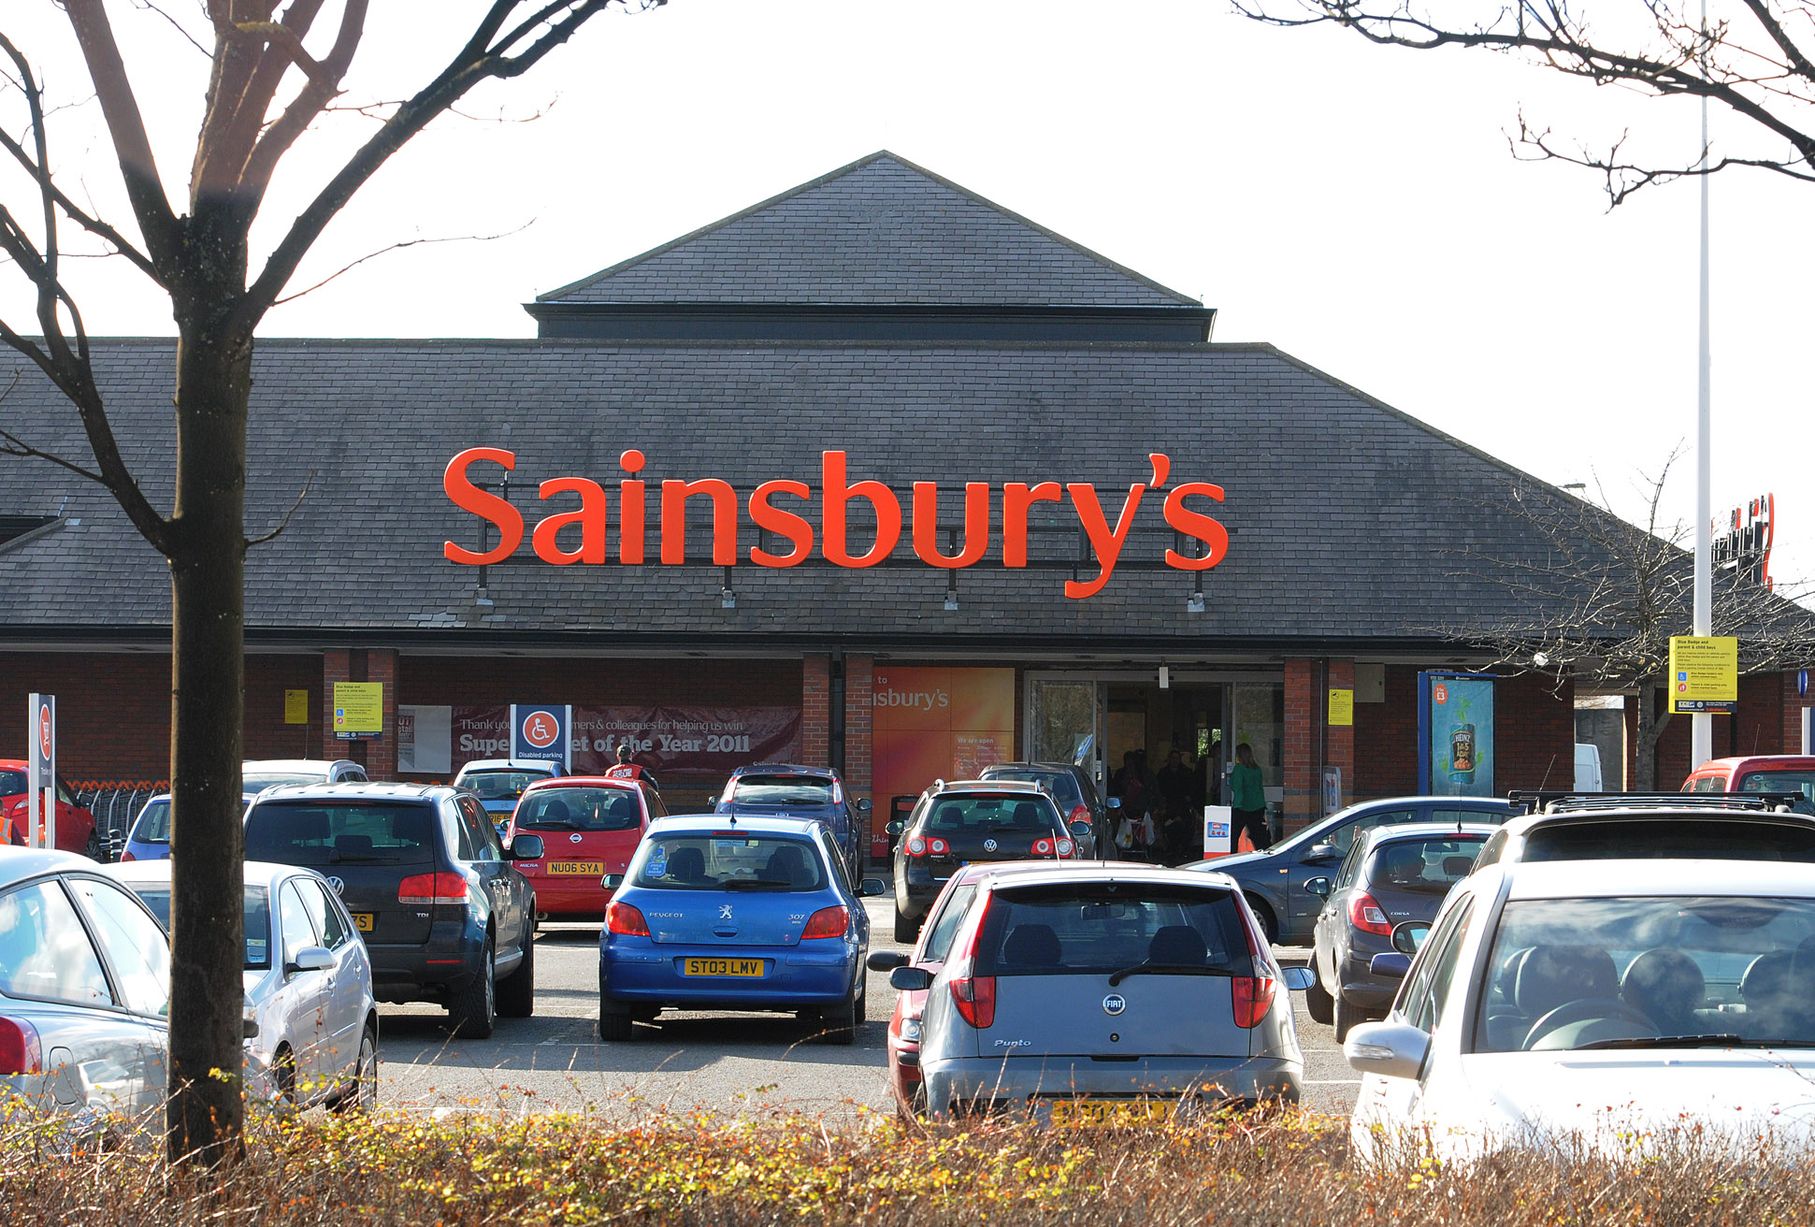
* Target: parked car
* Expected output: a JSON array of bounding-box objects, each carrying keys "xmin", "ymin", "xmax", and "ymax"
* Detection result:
[
  {"xmin": 597, "ymin": 814, "xmax": 886, "ymax": 1043},
  {"xmin": 505, "ymin": 776, "xmax": 666, "ymax": 920},
  {"xmin": 898, "ymin": 863, "xmax": 1314, "ymax": 1121},
  {"xmin": 715, "ymin": 763, "xmax": 868, "ymax": 880},
  {"xmin": 0, "ymin": 762, "xmax": 99, "ymax": 858},
  {"xmin": 454, "ymin": 758, "xmax": 562, "ymax": 829},
  {"xmin": 889, "ymin": 779, "xmax": 1084, "ymax": 942},
  {"xmin": 242, "ymin": 759, "xmax": 368, "ymax": 808},
  {"xmin": 1306, "ymin": 823, "xmax": 1496, "ymax": 1039},
  {"xmin": 105, "ymin": 858, "xmax": 378, "ymax": 1111},
  {"xmin": 0, "ymin": 847, "xmax": 172, "ymax": 1129},
  {"xmin": 1346, "ymin": 859, "xmax": 1815, "ymax": 1162},
  {"xmin": 1684, "ymin": 755, "xmax": 1815, "ymax": 814},
  {"xmin": 119, "ymin": 793, "xmax": 173, "ymax": 862},
  {"xmin": 243, "ymin": 783, "xmax": 541, "ymax": 1038},
  {"xmin": 978, "ymin": 762, "xmax": 1107, "ymax": 857},
  {"xmin": 1474, "ymin": 793, "xmax": 1815, "ymax": 870},
  {"xmin": 1183, "ymin": 796, "xmax": 1514, "ymax": 944}
]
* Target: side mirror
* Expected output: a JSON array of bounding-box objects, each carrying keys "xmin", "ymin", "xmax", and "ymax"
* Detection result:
[
  {"xmin": 508, "ymin": 834, "xmax": 545, "ymax": 861},
  {"xmin": 867, "ymin": 951, "xmax": 909, "ymax": 972},
  {"xmin": 889, "ymin": 966, "xmax": 934, "ymax": 992},
  {"xmin": 857, "ymin": 877, "xmax": 888, "ymax": 898},
  {"xmin": 242, "ymin": 996, "xmax": 260, "ymax": 1040},
  {"xmin": 289, "ymin": 946, "xmax": 333, "ymax": 974},
  {"xmin": 1304, "ymin": 842, "xmax": 1339, "ymax": 864},
  {"xmin": 1280, "ymin": 965, "xmax": 1317, "ymax": 992},
  {"xmin": 885, "ymin": 819, "xmax": 906, "ymax": 836},
  {"xmin": 1106, "ymin": 797, "xmax": 1123, "ymax": 810},
  {"xmin": 857, "ymin": 798, "xmax": 873, "ymax": 813},
  {"xmin": 1069, "ymin": 821, "xmax": 1092, "ymax": 839},
  {"xmin": 1344, "ymin": 1020, "xmax": 1430, "ymax": 1080},
  {"xmin": 1304, "ymin": 876, "xmax": 1331, "ymax": 899},
  {"xmin": 600, "ymin": 872, "xmax": 625, "ymax": 891},
  {"xmin": 1368, "ymin": 952, "xmax": 1412, "ymax": 980},
  {"xmin": 1392, "ymin": 921, "xmax": 1432, "ymax": 955}
]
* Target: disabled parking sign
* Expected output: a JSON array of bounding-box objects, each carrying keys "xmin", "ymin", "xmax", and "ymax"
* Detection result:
[{"xmin": 509, "ymin": 703, "xmax": 572, "ymax": 770}]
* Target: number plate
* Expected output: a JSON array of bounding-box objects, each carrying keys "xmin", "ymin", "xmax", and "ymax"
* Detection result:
[
  {"xmin": 352, "ymin": 913, "xmax": 375, "ymax": 933},
  {"xmin": 547, "ymin": 861, "xmax": 606, "ymax": 875},
  {"xmin": 1048, "ymin": 1099, "xmax": 1172, "ymax": 1128},
  {"xmin": 682, "ymin": 957, "xmax": 765, "ymax": 978}
]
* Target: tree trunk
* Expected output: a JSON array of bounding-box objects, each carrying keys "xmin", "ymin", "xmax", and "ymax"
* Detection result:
[
  {"xmin": 1631, "ymin": 679, "xmax": 1672, "ymax": 792},
  {"xmin": 164, "ymin": 329, "xmax": 250, "ymax": 1166}
]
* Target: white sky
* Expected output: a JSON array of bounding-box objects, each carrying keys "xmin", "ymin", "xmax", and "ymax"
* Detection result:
[{"xmin": 4, "ymin": 0, "xmax": 1810, "ymax": 588}]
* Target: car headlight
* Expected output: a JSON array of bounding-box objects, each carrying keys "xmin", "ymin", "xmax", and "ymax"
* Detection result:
[{"xmin": 902, "ymin": 1017, "xmax": 923, "ymax": 1042}]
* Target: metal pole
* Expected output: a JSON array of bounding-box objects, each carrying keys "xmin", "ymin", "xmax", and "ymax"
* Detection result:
[{"xmin": 1692, "ymin": 0, "xmax": 1714, "ymax": 769}]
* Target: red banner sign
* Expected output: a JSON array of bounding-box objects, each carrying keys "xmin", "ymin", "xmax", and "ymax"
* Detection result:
[{"xmin": 452, "ymin": 705, "xmax": 800, "ymax": 776}]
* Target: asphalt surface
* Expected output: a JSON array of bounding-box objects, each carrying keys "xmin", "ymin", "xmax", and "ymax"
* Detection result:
[{"xmin": 375, "ymin": 897, "xmax": 1359, "ymax": 1118}]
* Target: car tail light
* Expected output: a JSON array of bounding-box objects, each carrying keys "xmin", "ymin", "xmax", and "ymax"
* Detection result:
[
  {"xmin": 800, "ymin": 905, "xmax": 849, "ymax": 940},
  {"xmin": 904, "ymin": 835, "xmax": 949, "ymax": 858},
  {"xmin": 1349, "ymin": 891, "xmax": 1393, "ymax": 937},
  {"xmin": 948, "ymin": 893, "xmax": 996, "ymax": 1028},
  {"xmin": 0, "ymin": 1017, "xmax": 42, "ymax": 1076},
  {"xmin": 905, "ymin": 835, "xmax": 927, "ymax": 857},
  {"xmin": 120, "ymin": 850, "xmax": 136, "ymax": 862},
  {"xmin": 1030, "ymin": 838, "xmax": 1053, "ymax": 856},
  {"xmin": 1232, "ymin": 893, "xmax": 1275, "ymax": 1028},
  {"xmin": 1068, "ymin": 804, "xmax": 1092, "ymax": 827},
  {"xmin": 1055, "ymin": 837, "xmax": 1075, "ymax": 858},
  {"xmin": 606, "ymin": 900, "xmax": 650, "ymax": 937},
  {"xmin": 398, "ymin": 872, "xmax": 468, "ymax": 905}
]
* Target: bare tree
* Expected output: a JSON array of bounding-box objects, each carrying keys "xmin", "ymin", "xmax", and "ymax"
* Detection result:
[
  {"xmin": 1433, "ymin": 455, "xmax": 1815, "ymax": 789},
  {"xmin": 1239, "ymin": 0, "xmax": 1815, "ymax": 205},
  {"xmin": 0, "ymin": 0, "xmax": 664, "ymax": 1166}
]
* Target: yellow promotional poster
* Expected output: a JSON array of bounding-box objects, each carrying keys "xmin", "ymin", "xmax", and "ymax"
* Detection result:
[
  {"xmin": 283, "ymin": 689, "xmax": 309, "ymax": 725},
  {"xmin": 1668, "ymin": 635, "xmax": 1739, "ymax": 714},
  {"xmin": 871, "ymin": 667, "xmax": 1015, "ymax": 856},
  {"xmin": 1327, "ymin": 688, "xmax": 1354, "ymax": 728},
  {"xmin": 332, "ymin": 681, "xmax": 384, "ymax": 736}
]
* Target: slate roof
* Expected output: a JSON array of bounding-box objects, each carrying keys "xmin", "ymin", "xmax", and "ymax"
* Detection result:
[
  {"xmin": 0, "ymin": 337, "xmax": 1614, "ymax": 651},
  {"xmin": 534, "ymin": 151, "xmax": 1200, "ymax": 309}
]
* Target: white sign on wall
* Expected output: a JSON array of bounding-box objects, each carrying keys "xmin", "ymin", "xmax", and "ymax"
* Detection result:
[{"xmin": 397, "ymin": 705, "xmax": 453, "ymax": 775}]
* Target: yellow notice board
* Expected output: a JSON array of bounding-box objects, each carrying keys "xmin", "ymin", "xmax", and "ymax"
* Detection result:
[
  {"xmin": 332, "ymin": 682, "xmax": 384, "ymax": 737},
  {"xmin": 283, "ymin": 689, "xmax": 309, "ymax": 725},
  {"xmin": 1328, "ymin": 688, "xmax": 1354, "ymax": 727},
  {"xmin": 1668, "ymin": 635, "xmax": 1739, "ymax": 714}
]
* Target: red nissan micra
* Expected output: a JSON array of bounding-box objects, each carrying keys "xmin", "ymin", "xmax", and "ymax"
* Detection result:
[{"xmin": 505, "ymin": 776, "xmax": 666, "ymax": 921}]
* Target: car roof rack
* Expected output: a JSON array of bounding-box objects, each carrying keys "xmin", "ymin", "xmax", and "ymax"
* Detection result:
[{"xmin": 1504, "ymin": 790, "xmax": 1804, "ymax": 815}]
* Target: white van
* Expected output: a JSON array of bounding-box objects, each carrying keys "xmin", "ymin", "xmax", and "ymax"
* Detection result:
[{"xmin": 1573, "ymin": 743, "xmax": 1605, "ymax": 792}]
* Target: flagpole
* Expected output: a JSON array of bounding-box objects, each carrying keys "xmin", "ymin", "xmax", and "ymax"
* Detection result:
[{"xmin": 1692, "ymin": 0, "xmax": 1714, "ymax": 770}]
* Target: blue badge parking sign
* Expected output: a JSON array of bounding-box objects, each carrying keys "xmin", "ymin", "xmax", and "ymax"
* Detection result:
[{"xmin": 509, "ymin": 704, "xmax": 572, "ymax": 770}]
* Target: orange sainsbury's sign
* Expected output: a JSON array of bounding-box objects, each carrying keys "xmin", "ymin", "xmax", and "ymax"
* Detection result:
[{"xmin": 443, "ymin": 448, "xmax": 1228, "ymax": 600}]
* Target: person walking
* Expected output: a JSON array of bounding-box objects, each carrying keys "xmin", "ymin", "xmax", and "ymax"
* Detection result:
[{"xmin": 1229, "ymin": 742, "xmax": 1271, "ymax": 852}]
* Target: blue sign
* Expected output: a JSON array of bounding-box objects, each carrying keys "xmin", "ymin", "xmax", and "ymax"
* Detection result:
[
  {"xmin": 1800, "ymin": 670, "xmax": 1809, "ymax": 698},
  {"xmin": 1416, "ymin": 672, "xmax": 1496, "ymax": 797},
  {"xmin": 508, "ymin": 703, "xmax": 572, "ymax": 770}
]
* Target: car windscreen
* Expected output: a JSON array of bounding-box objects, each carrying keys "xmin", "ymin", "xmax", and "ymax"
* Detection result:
[
  {"xmin": 1474, "ymin": 894, "xmax": 1815, "ymax": 1053},
  {"xmin": 982, "ymin": 769, "xmax": 1082, "ymax": 811},
  {"xmin": 977, "ymin": 884, "xmax": 1252, "ymax": 977},
  {"xmin": 924, "ymin": 794, "xmax": 1061, "ymax": 835},
  {"xmin": 1737, "ymin": 771, "xmax": 1815, "ymax": 815},
  {"xmin": 1522, "ymin": 819, "xmax": 1815, "ymax": 863},
  {"xmin": 127, "ymin": 884, "xmax": 274, "ymax": 970},
  {"xmin": 1366, "ymin": 836, "xmax": 1487, "ymax": 893},
  {"xmin": 730, "ymin": 774, "xmax": 836, "ymax": 806},
  {"xmin": 0, "ymin": 769, "xmax": 25, "ymax": 796},
  {"xmin": 516, "ymin": 786, "xmax": 640, "ymax": 832},
  {"xmin": 460, "ymin": 769, "xmax": 549, "ymax": 802},
  {"xmin": 245, "ymin": 801, "xmax": 436, "ymax": 867},
  {"xmin": 633, "ymin": 834, "xmax": 825, "ymax": 891},
  {"xmin": 133, "ymin": 798, "xmax": 172, "ymax": 844}
]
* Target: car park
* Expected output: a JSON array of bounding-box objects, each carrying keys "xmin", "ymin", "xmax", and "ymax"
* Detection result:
[
  {"xmin": 1306, "ymin": 823, "xmax": 1496, "ymax": 1039},
  {"xmin": 454, "ymin": 758, "xmax": 562, "ymax": 830},
  {"xmin": 243, "ymin": 783, "xmax": 541, "ymax": 1038},
  {"xmin": 899, "ymin": 863, "xmax": 1314, "ymax": 1122},
  {"xmin": 1684, "ymin": 755, "xmax": 1815, "ymax": 814},
  {"xmin": 715, "ymin": 763, "xmax": 868, "ymax": 880},
  {"xmin": 106, "ymin": 858, "xmax": 378, "ymax": 1111},
  {"xmin": 1184, "ymin": 796, "xmax": 1514, "ymax": 944},
  {"xmin": 597, "ymin": 814, "xmax": 886, "ymax": 1043},
  {"xmin": 506, "ymin": 776, "xmax": 665, "ymax": 920},
  {"xmin": 1346, "ymin": 859, "xmax": 1815, "ymax": 1162},
  {"xmin": 977, "ymin": 762, "xmax": 1107, "ymax": 858},
  {"xmin": 1473, "ymin": 792, "xmax": 1815, "ymax": 870},
  {"xmin": 889, "ymin": 780, "xmax": 1083, "ymax": 942},
  {"xmin": 0, "ymin": 762, "xmax": 100, "ymax": 858}
]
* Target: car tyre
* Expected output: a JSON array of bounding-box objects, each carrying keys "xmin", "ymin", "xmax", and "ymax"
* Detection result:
[
  {"xmin": 816, "ymin": 993, "xmax": 858, "ymax": 1046},
  {"xmin": 496, "ymin": 932, "xmax": 536, "ymax": 1019},
  {"xmin": 272, "ymin": 1044, "xmax": 298, "ymax": 1109},
  {"xmin": 1305, "ymin": 958, "xmax": 1335, "ymax": 1026},
  {"xmin": 1333, "ymin": 990, "xmax": 1364, "ymax": 1043},
  {"xmin": 450, "ymin": 937, "xmax": 497, "ymax": 1039},
  {"xmin": 1244, "ymin": 895, "xmax": 1279, "ymax": 945},
  {"xmin": 893, "ymin": 907, "xmax": 919, "ymax": 944},
  {"xmin": 330, "ymin": 1022, "xmax": 379, "ymax": 1114},
  {"xmin": 599, "ymin": 995, "xmax": 635, "ymax": 1041}
]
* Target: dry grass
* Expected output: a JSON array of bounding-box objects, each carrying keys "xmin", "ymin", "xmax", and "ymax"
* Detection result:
[{"xmin": 3, "ymin": 1103, "xmax": 1814, "ymax": 1225}]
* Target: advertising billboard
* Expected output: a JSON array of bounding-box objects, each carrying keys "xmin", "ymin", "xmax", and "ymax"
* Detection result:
[
  {"xmin": 871, "ymin": 667, "xmax": 1015, "ymax": 857},
  {"xmin": 1417, "ymin": 672, "xmax": 1495, "ymax": 797}
]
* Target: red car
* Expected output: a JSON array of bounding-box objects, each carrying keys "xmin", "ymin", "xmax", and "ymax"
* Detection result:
[
  {"xmin": 504, "ymin": 776, "xmax": 666, "ymax": 920},
  {"xmin": 0, "ymin": 759, "xmax": 97, "ymax": 857},
  {"xmin": 867, "ymin": 860, "xmax": 1059, "ymax": 1117},
  {"xmin": 1684, "ymin": 755, "xmax": 1815, "ymax": 813}
]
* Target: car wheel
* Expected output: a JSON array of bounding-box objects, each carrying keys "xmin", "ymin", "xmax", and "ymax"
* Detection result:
[
  {"xmin": 853, "ymin": 973, "xmax": 868, "ymax": 1026},
  {"xmin": 1244, "ymin": 895, "xmax": 1279, "ymax": 945},
  {"xmin": 893, "ymin": 907, "xmax": 919, "ymax": 944},
  {"xmin": 816, "ymin": 993, "xmax": 858, "ymax": 1046},
  {"xmin": 1333, "ymin": 990, "xmax": 1364, "ymax": 1043},
  {"xmin": 598, "ymin": 986, "xmax": 635, "ymax": 1041},
  {"xmin": 1305, "ymin": 958, "xmax": 1334, "ymax": 1026},
  {"xmin": 496, "ymin": 931, "xmax": 535, "ymax": 1019},
  {"xmin": 83, "ymin": 831, "xmax": 103, "ymax": 862},
  {"xmin": 450, "ymin": 937, "xmax": 496, "ymax": 1039},
  {"xmin": 331, "ymin": 1023, "xmax": 379, "ymax": 1114},
  {"xmin": 272, "ymin": 1044, "xmax": 298, "ymax": 1108}
]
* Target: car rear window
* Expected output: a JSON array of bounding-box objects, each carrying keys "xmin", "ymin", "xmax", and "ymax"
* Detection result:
[
  {"xmin": 977, "ymin": 884, "xmax": 1252, "ymax": 976},
  {"xmin": 133, "ymin": 798, "xmax": 172, "ymax": 844},
  {"xmin": 1523, "ymin": 820, "xmax": 1815, "ymax": 863},
  {"xmin": 127, "ymin": 884, "xmax": 274, "ymax": 969},
  {"xmin": 517, "ymin": 786, "xmax": 641, "ymax": 832},
  {"xmin": 731, "ymin": 774, "xmax": 836, "ymax": 806},
  {"xmin": 924, "ymin": 794, "xmax": 1061, "ymax": 835},
  {"xmin": 0, "ymin": 769, "xmax": 25, "ymax": 796},
  {"xmin": 243, "ymin": 771, "xmax": 324, "ymax": 792},
  {"xmin": 1737, "ymin": 772, "xmax": 1815, "ymax": 815},
  {"xmin": 983, "ymin": 769, "xmax": 1083, "ymax": 811},
  {"xmin": 1367, "ymin": 836, "xmax": 1486, "ymax": 893},
  {"xmin": 245, "ymin": 801, "xmax": 436, "ymax": 867},
  {"xmin": 461, "ymin": 769, "xmax": 551, "ymax": 802},
  {"xmin": 633, "ymin": 834, "xmax": 825, "ymax": 892}
]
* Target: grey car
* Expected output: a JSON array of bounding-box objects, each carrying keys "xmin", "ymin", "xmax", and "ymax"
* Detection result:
[
  {"xmin": 1184, "ymin": 796, "xmax": 1514, "ymax": 943},
  {"xmin": 1472, "ymin": 801, "xmax": 1815, "ymax": 870},
  {"xmin": 897, "ymin": 863, "xmax": 1314, "ymax": 1121},
  {"xmin": 1306, "ymin": 823, "xmax": 1496, "ymax": 1040}
]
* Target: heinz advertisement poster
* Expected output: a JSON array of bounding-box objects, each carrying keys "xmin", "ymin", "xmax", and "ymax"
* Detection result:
[
  {"xmin": 871, "ymin": 667, "xmax": 1015, "ymax": 855},
  {"xmin": 1417, "ymin": 672, "xmax": 1496, "ymax": 797}
]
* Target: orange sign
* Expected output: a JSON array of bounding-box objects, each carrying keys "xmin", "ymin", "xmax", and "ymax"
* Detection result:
[
  {"xmin": 443, "ymin": 449, "xmax": 1228, "ymax": 600},
  {"xmin": 871, "ymin": 667, "xmax": 1015, "ymax": 856}
]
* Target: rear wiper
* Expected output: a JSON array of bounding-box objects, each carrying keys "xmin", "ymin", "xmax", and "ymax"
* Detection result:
[
  {"xmin": 524, "ymin": 820, "xmax": 579, "ymax": 830},
  {"xmin": 722, "ymin": 878, "xmax": 794, "ymax": 891},
  {"xmin": 327, "ymin": 851, "xmax": 384, "ymax": 863},
  {"xmin": 1107, "ymin": 961, "xmax": 1239, "ymax": 987}
]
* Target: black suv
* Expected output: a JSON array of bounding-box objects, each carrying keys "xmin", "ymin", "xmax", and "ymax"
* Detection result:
[
  {"xmin": 978, "ymin": 761, "xmax": 1106, "ymax": 857},
  {"xmin": 244, "ymin": 783, "xmax": 542, "ymax": 1038}
]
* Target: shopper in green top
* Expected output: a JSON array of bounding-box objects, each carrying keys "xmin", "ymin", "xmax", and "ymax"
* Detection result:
[{"xmin": 1229, "ymin": 742, "xmax": 1271, "ymax": 851}]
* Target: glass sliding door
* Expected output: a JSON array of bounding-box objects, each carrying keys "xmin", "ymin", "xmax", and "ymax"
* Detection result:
[{"xmin": 1027, "ymin": 677, "xmax": 1103, "ymax": 793}]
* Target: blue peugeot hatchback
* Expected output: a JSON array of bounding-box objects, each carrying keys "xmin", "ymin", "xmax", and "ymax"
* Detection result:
[{"xmin": 598, "ymin": 814, "xmax": 886, "ymax": 1044}]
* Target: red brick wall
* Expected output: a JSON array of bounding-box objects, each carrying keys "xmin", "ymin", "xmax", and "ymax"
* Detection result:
[
  {"xmin": 397, "ymin": 655, "xmax": 802, "ymax": 708},
  {"xmin": 1783, "ymin": 672, "xmax": 1814, "ymax": 754},
  {"xmin": 1495, "ymin": 672, "xmax": 1576, "ymax": 791},
  {"xmin": 1354, "ymin": 665, "xmax": 1418, "ymax": 798},
  {"xmin": 1327, "ymin": 658, "xmax": 1355, "ymax": 811},
  {"xmin": 1624, "ymin": 672, "xmax": 1803, "ymax": 789},
  {"xmin": 1283, "ymin": 658, "xmax": 1316, "ymax": 833},
  {"xmin": 802, "ymin": 654, "xmax": 830, "ymax": 765},
  {"xmin": 844, "ymin": 653, "xmax": 874, "ymax": 807},
  {"xmin": 322, "ymin": 648, "xmax": 399, "ymax": 778}
]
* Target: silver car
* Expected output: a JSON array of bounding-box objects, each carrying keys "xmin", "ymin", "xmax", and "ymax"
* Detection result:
[
  {"xmin": 106, "ymin": 859, "xmax": 378, "ymax": 1111},
  {"xmin": 0, "ymin": 847, "xmax": 172, "ymax": 1130},
  {"xmin": 898, "ymin": 863, "xmax": 1314, "ymax": 1122}
]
